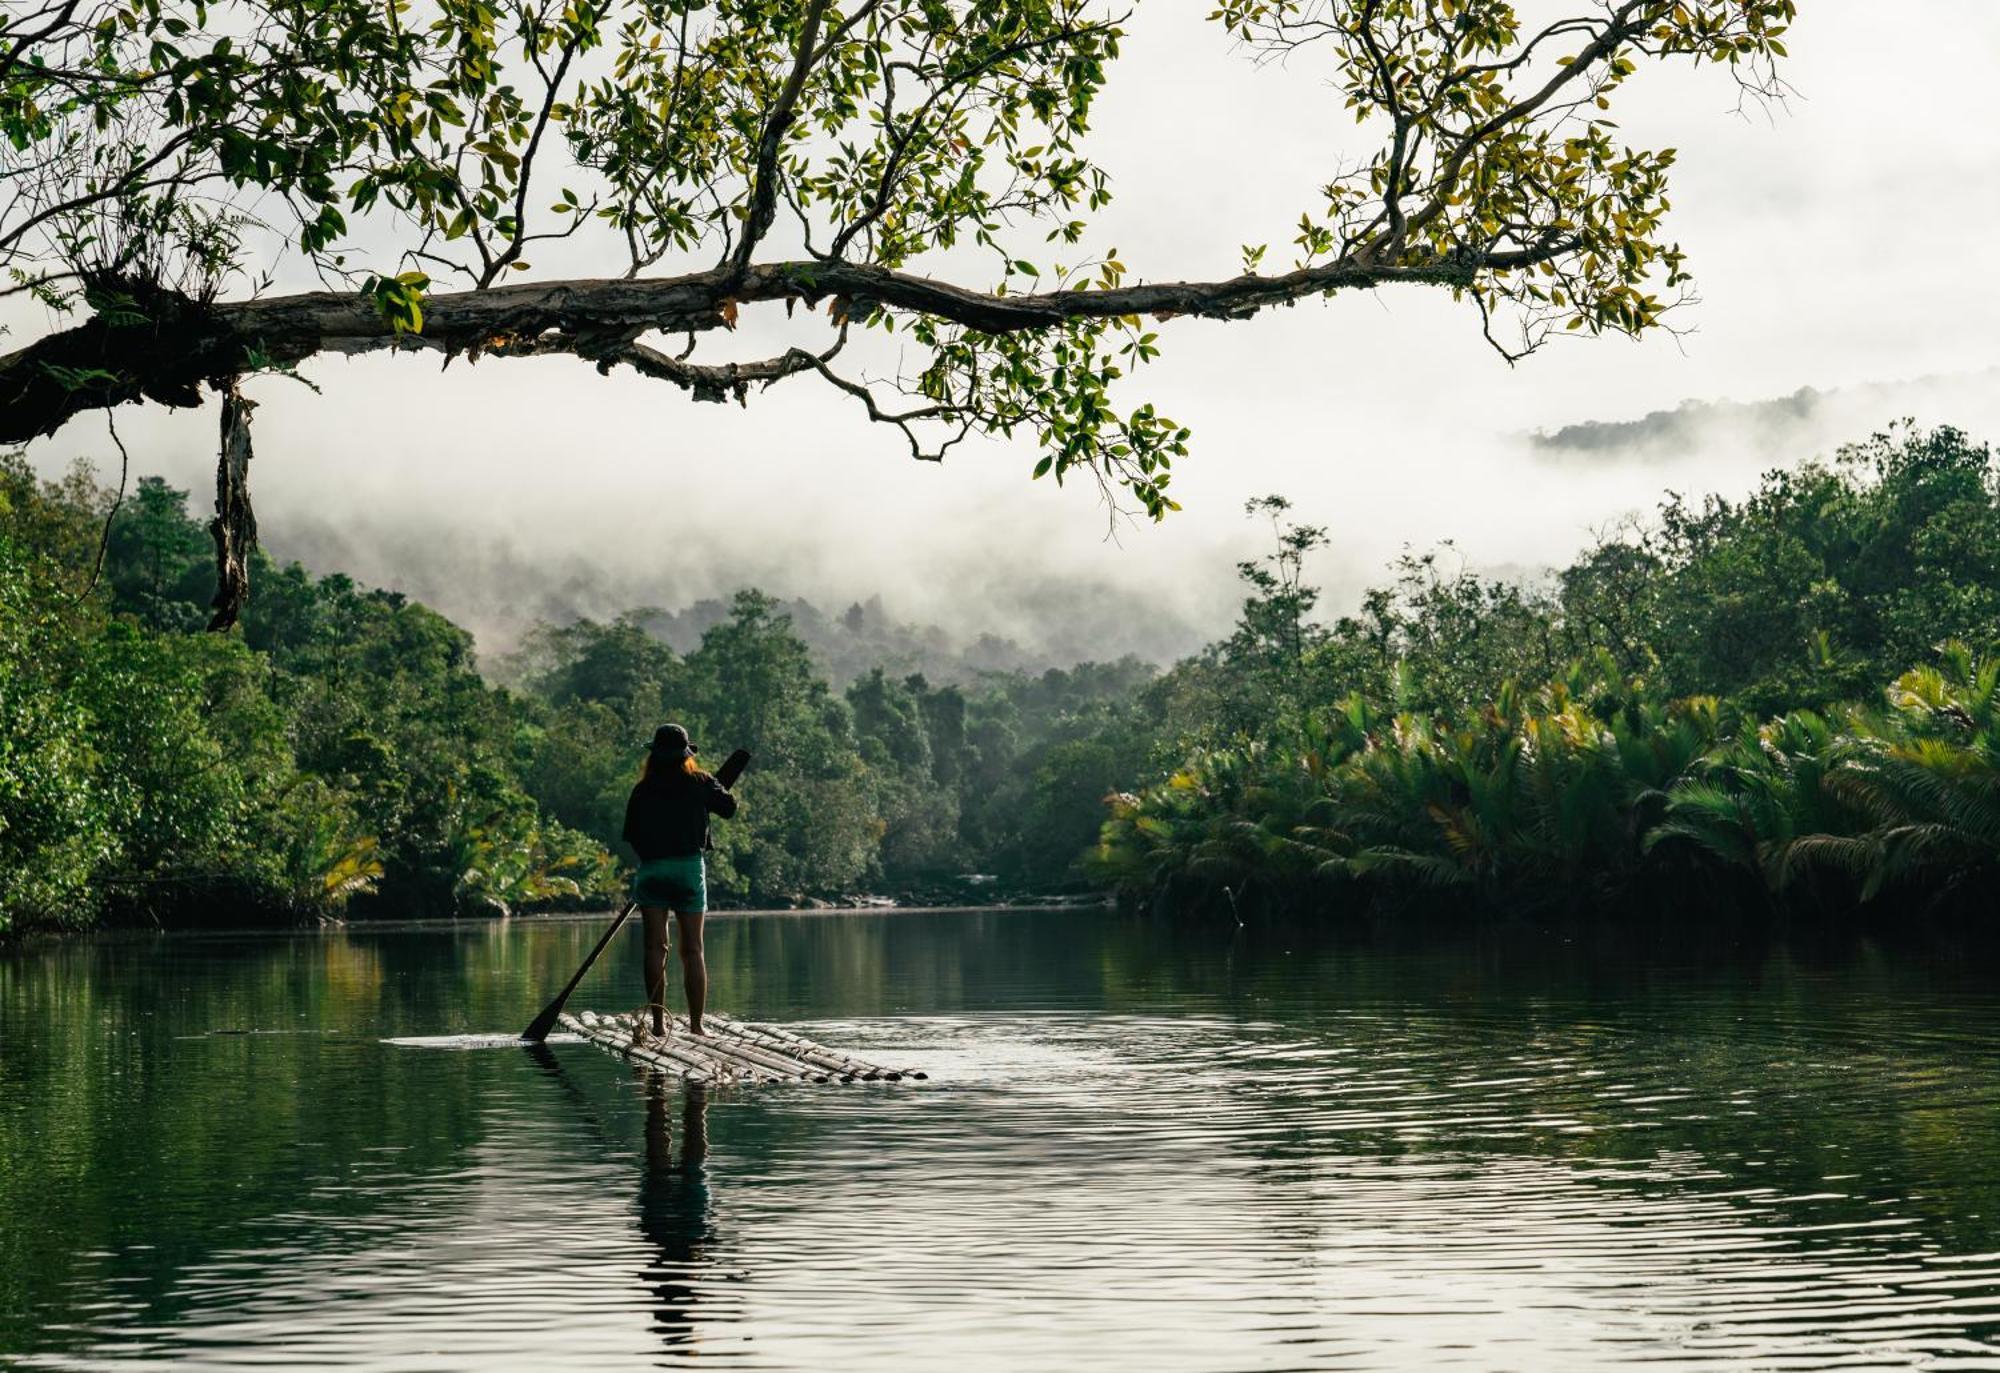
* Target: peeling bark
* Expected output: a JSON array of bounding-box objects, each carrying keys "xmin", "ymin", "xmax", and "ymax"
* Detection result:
[{"xmin": 207, "ymin": 381, "xmax": 257, "ymax": 631}]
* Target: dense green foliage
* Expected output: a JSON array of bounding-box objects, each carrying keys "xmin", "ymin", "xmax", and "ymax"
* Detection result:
[
  {"xmin": 0, "ymin": 457, "xmax": 1149, "ymax": 934},
  {"xmin": 502, "ymin": 605, "xmax": 1153, "ymax": 903},
  {"xmin": 1095, "ymin": 426, "xmax": 2000, "ymax": 918},
  {"xmin": 7, "ymin": 422, "xmax": 1995, "ymax": 935},
  {"xmin": 0, "ymin": 458, "xmax": 618, "ymax": 934}
]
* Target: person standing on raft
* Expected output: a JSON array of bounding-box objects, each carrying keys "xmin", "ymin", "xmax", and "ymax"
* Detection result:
[{"xmin": 622, "ymin": 724, "xmax": 738, "ymax": 1039}]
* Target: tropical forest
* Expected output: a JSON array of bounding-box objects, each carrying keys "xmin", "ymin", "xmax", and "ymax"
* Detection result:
[
  {"xmin": 6, "ymin": 420, "xmax": 1996, "ymax": 936},
  {"xmin": 11, "ymin": 0, "xmax": 2000, "ymax": 1366}
]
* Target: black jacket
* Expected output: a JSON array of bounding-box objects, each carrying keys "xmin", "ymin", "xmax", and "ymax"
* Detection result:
[{"xmin": 622, "ymin": 770, "xmax": 738, "ymax": 861}]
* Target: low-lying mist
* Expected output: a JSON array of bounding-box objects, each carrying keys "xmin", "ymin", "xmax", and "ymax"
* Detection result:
[
  {"xmin": 261, "ymin": 511, "xmax": 1211, "ymax": 678},
  {"xmin": 257, "ymin": 367, "xmax": 1998, "ymax": 675},
  {"xmin": 26, "ymin": 350, "xmax": 1998, "ymax": 681}
]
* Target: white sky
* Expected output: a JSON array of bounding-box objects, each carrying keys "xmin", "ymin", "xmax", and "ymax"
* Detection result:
[{"xmin": 19, "ymin": 1, "xmax": 2000, "ymax": 659}]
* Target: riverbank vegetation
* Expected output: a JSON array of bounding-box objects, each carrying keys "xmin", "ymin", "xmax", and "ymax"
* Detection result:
[
  {"xmin": 5, "ymin": 422, "xmax": 1995, "ymax": 935},
  {"xmin": 0, "ymin": 458, "xmax": 618, "ymax": 932},
  {"xmin": 0, "ymin": 455, "xmax": 1145, "ymax": 933},
  {"xmin": 1096, "ymin": 425, "xmax": 2000, "ymax": 919}
]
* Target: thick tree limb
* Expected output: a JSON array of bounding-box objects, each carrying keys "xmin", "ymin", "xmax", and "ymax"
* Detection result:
[
  {"xmin": 727, "ymin": 0, "xmax": 834, "ymax": 280},
  {"xmin": 0, "ymin": 276, "xmax": 238, "ymax": 440},
  {"xmin": 0, "ymin": 254, "xmax": 1477, "ymax": 442}
]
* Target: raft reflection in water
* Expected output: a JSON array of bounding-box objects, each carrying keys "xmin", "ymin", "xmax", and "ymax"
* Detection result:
[{"xmin": 638, "ymin": 1071, "xmax": 713, "ymax": 1351}]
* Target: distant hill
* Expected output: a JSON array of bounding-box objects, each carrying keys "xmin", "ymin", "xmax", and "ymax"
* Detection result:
[
  {"xmin": 1529, "ymin": 368, "xmax": 2000, "ymax": 465},
  {"xmin": 261, "ymin": 516, "xmax": 1197, "ymax": 683},
  {"xmin": 627, "ymin": 593, "xmax": 1063, "ymax": 686}
]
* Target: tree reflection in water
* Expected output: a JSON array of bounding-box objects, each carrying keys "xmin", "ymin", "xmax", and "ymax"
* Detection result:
[{"xmin": 638, "ymin": 1071, "xmax": 712, "ymax": 1351}]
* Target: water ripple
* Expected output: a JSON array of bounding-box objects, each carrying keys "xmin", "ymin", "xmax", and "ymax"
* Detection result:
[{"xmin": 8, "ymin": 918, "xmax": 2000, "ymax": 1370}]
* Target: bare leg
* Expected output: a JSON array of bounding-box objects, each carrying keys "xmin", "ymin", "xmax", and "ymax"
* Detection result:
[
  {"xmin": 641, "ymin": 906, "xmax": 671, "ymax": 1035},
  {"xmin": 675, "ymin": 910, "xmax": 707, "ymax": 1035}
]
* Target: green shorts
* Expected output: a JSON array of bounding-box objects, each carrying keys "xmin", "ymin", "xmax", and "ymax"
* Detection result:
[{"xmin": 631, "ymin": 855, "xmax": 707, "ymax": 913}]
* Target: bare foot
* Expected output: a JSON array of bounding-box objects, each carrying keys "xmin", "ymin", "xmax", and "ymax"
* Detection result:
[
  {"xmin": 687, "ymin": 1021, "xmax": 707, "ymax": 1037},
  {"xmin": 631, "ymin": 1009, "xmax": 670, "ymax": 1045}
]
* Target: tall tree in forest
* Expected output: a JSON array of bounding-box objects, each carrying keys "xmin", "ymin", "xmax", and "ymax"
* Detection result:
[{"xmin": 3, "ymin": 0, "xmax": 1791, "ymax": 617}]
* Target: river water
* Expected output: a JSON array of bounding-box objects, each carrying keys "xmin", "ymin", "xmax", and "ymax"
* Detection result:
[{"xmin": 4, "ymin": 908, "xmax": 2000, "ymax": 1370}]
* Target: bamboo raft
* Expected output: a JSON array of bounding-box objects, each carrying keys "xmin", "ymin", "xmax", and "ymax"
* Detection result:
[{"xmin": 560, "ymin": 1009, "xmax": 928, "ymax": 1086}]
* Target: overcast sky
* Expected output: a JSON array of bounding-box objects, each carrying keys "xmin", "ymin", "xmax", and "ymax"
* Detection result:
[{"xmin": 20, "ymin": 1, "xmax": 2000, "ymax": 660}]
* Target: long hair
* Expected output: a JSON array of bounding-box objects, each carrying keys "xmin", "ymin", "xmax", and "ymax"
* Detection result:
[{"xmin": 641, "ymin": 750, "xmax": 708, "ymax": 784}]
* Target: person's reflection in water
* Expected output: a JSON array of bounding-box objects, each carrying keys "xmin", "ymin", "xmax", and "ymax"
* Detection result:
[{"xmin": 637, "ymin": 1068, "xmax": 713, "ymax": 1352}]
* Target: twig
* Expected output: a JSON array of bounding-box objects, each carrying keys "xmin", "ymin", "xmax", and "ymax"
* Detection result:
[{"xmin": 76, "ymin": 407, "xmax": 130, "ymax": 599}]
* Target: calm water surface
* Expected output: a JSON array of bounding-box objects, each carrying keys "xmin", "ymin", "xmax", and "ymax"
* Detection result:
[{"xmin": 5, "ymin": 908, "xmax": 2000, "ymax": 1370}]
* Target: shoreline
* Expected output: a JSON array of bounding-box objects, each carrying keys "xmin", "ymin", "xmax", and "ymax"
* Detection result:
[{"xmin": 0, "ymin": 899, "xmax": 1111, "ymax": 950}]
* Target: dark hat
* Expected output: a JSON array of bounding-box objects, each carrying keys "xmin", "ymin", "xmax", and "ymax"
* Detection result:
[{"xmin": 650, "ymin": 722, "xmax": 695, "ymax": 759}]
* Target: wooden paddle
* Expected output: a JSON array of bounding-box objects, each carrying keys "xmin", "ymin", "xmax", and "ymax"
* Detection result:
[
  {"xmin": 714, "ymin": 748, "xmax": 752, "ymax": 790},
  {"xmin": 521, "ymin": 748, "xmax": 751, "ymax": 1042}
]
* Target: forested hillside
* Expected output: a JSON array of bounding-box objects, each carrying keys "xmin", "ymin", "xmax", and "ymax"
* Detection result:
[
  {"xmin": 7, "ymin": 423, "xmax": 1997, "ymax": 935},
  {"xmin": 0, "ymin": 456, "xmax": 1147, "ymax": 933}
]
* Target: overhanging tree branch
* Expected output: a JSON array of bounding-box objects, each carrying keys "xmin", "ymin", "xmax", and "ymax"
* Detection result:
[
  {"xmin": 1, "ymin": 0, "xmax": 1796, "ymax": 620},
  {"xmin": 0, "ymin": 252, "xmax": 1488, "ymax": 443}
]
